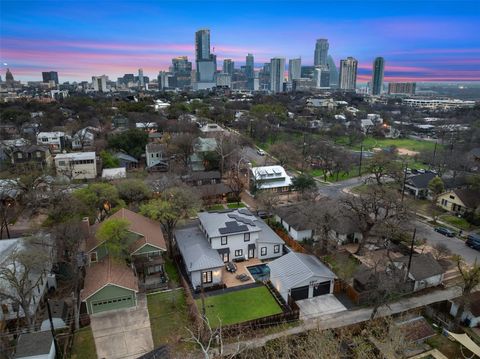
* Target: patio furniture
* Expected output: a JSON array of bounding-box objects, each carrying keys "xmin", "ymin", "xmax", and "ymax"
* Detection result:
[
  {"xmin": 226, "ymin": 262, "xmax": 237, "ymax": 273},
  {"xmin": 235, "ymin": 273, "xmax": 250, "ymax": 282}
]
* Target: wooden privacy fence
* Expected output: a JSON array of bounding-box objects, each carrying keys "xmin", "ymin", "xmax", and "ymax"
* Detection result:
[{"xmin": 274, "ymin": 228, "xmax": 307, "ymax": 253}]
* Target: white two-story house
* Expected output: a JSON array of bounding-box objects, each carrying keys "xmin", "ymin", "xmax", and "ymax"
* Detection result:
[
  {"xmin": 175, "ymin": 208, "xmax": 284, "ymax": 289},
  {"xmin": 54, "ymin": 152, "xmax": 97, "ymax": 180},
  {"xmin": 36, "ymin": 132, "xmax": 66, "ymax": 153}
]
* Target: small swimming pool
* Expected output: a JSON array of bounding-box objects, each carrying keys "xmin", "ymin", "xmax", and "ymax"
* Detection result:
[{"xmin": 247, "ymin": 264, "xmax": 270, "ymax": 281}]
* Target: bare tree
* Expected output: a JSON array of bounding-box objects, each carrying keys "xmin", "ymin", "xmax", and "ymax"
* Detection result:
[
  {"xmin": 171, "ymin": 133, "xmax": 197, "ymax": 168},
  {"xmin": 432, "ymin": 243, "xmax": 452, "ymax": 261},
  {"xmin": 0, "ymin": 236, "xmax": 51, "ymax": 331},
  {"xmin": 341, "ymin": 185, "xmax": 409, "ymax": 254},
  {"xmin": 453, "ymin": 256, "xmax": 480, "ymax": 324},
  {"xmin": 215, "ymin": 133, "xmax": 241, "ymax": 176}
]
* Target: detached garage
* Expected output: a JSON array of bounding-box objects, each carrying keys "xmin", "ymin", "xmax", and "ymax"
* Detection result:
[
  {"xmin": 81, "ymin": 258, "xmax": 138, "ymax": 315},
  {"xmin": 268, "ymin": 251, "xmax": 336, "ymax": 302}
]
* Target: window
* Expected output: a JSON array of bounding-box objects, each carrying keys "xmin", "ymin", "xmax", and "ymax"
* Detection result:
[
  {"xmin": 41, "ymin": 137, "xmax": 48, "ymax": 142},
  {"xmin": 58, "ymin": 160, "xmax": 65, "ymax": 166},
  {"xmin": 260, "ymin": 247, "xmax": 267, "ymax": 256},
  {"xmin": 244, "ymin": 233, "xmax": 250, "ymax": 242},
  {"xmin": 17, "ymin": 153, "xmax": 23, "ymax": 159},
  {"xmin": 202, "ymin": 271, "xmax": 213, "ymax": 284},
  {"xmin": 221, "ymin": 236, "xmax": 228, "ymax": 245},
  {"xmin": 450, "ymin": 195, "xmax": 455, "ymax": 200},
  {"xmin": 274, "ymin": 245, "xmax": 280, "ymax": 254},
  {"xmin": 90, "ymin": 252, "xmax": 98, "ymax": 263},
  {"xmin": 36, "ymin": 151, "xmax": 42, "ymax": 158},
  {"xmin": 235, "ymin": 249, "xmax": 243, "ymax": 257}
]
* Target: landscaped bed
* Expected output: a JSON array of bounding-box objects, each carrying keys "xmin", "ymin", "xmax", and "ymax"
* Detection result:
[
  {"xmin": 196, "ymin": 286, "xmax": 282, "ymax": 327},
  {"xmin": 439, "ymin": 214, "xmax": 475, "ymax": 231},
  {"xmin": 147, "ymin": 289, "xmax": 190, "ymax": 346},
  {"xmin": 70, "ymin": 327, "xmax": 96, "ymax": 359},
  {"xmin": 227, "ymin": 202, "xmax": 246, "ymax": 209}
]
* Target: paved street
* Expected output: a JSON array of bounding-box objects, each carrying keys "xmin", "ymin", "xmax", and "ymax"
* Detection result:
[
  {"xmin": 241, "ymin": 146, "xmax": 276, "ymax": 166},
  {"xmin": 414, "ymin": 219, "xmax": 479, "ymax": 265},
  {"xmin": 316, "ymin": 175, "xmax": 373, "ymax": 199}
]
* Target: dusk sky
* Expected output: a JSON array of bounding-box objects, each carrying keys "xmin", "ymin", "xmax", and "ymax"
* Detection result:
[{"xmin": 1, "ymin": 0, "xmax": 479, "ymax": 83}]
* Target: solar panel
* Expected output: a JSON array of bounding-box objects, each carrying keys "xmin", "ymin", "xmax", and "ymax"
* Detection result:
[
  {"xmin": 238, "ymin": 208, "xmax": 253, "ymax": 216},
  {"xmin": 219, "ymin": 221, "xmax": 249, "ymax": 234}
]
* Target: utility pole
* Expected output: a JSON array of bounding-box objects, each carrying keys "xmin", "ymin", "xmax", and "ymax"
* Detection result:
[
  {"xmin": 401, "ymin": 163, "xmax": 408, "ymax": 204},
  {"xmin": 47, "ymin": 300, "xmax": 62, "ymax": 359},
  {"xmin": 431, "ymin": 142, "xmax": 437, "ymax": 170},
  {"xmin": 358, "ymin": 143, "xmax": 363, "ymax": 177},
  {"xmin": 405, "ymin": 228, "xmax": 416, "ymax": 283}
]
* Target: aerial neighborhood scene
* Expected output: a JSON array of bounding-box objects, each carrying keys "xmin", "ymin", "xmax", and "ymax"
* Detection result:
[{"xmin": 1, "ymin": 1, "xmax": 480, "ymax": 358}]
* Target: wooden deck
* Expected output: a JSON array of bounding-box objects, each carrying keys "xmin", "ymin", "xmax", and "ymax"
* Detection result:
[{"xmin": 222, "ymin": 258, "xmax": 262, "ymax": 288}]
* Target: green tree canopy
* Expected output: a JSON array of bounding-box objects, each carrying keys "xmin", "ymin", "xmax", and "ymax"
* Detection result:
[
  {"xmin": 116, "ymin": 179, "xmax": 152, "ymax": 205},
  {"xmin": 96, "ymin": 218, "xmax": 131, "ymax": 260},
  {"xmin": 107, "ymin": 129, "xmax": 148, "ymax": 159},
  {"xmin": 428, "ymin": 177, "xmax": 445, "ymax": 197},
  {"xmin": 140, "ymin": 186, "xmax": 200, "ymax": 253},
  {"xmin": 292, "ymin": 174, "xmax": 316, "ymax": 194},
  {"xmin": 74, "ymin": 183, "xmax": 123, "ymax": 220},
  {"xmin": 100, "ymin": 150, "xmax": 120, "ymax": 169}
]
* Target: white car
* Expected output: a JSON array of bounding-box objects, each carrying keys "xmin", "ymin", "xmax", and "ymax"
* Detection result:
[{"xmin": 257, "ymin": 149, "xmax": 266, "ymax": 156}]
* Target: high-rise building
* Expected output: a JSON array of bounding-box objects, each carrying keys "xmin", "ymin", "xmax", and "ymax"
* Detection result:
[
  {"xmin": 223, "ymin": 59, "xmax": 234, "ymax": 76},
  {"xmin": 92, "ymin": 75, "xmax": 108, "ymax": 92},
  {"xmin": 301, "ymin": 66, "xmax": 315, "ymax": 79},
  {"xmin": 5, "ymin": 68, "xmax": 14, "ymax": 84},
  {"xmin": 216, "ymin": 73, "xmax": 231, "ymax": 87},
  {"xmin": 158, "ymin": 71, "xmax": 173, "ymax": 90},
  {"xmin": 314, "ymin": 39, "xmax": 329, "ymax": 66},
  {"xmin": 314, "ymin": 65, "xmax": 330, "ymax": 88},
  {"xmin": 270, "ymin": 57, "xmax": 285, "ymax": 93},
  {"xmin": 195, "ymin": 29, "xmax": 210, "ymax": 61},
  {"xmin": 388, "ymin": 82, "xmax": 416, "ymax": 95},
  {"xmin": 42, "ymin": 71, "xmax": 59, "ymax": 85},
  {"xmin": 171, "ymin": 56, "xmax": 192, "ymax": 89},
  {"xmin": 339, "ymin": 57, "xmax": 358, "ymax": 91},
  {"xmin": 288, "ymin": 58, "xmax": 301, "ymax": 83},
  {"xmin": 138, "ymin": 68, "xmax": 144, "ymax": 87},
  {"xmin": 194, "ymin": 29, "xmax": 216, "ymax": 89},
  {"xmin": 372, "ymin": 57, "xmax": 385, "ymax": 95},
  {"xmin": 327, "ymin": 55, "xmax": 339, "ymax": 88},
  {"xmin": 246, "ymin": 53, "xmax": 254, "ymax": 78}
]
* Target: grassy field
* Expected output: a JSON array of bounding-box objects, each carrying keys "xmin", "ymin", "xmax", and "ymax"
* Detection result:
[
  {"xmin": 147, "ymin": 289, "xmax": 190, "ymax": 346},
  {"xmin": 310, "ymin": 167, "xmax": 361, "ymax": 182},
  {"xmin": 336, "ymin": 136, "xmax": 438, "ymax": 152},
  {"xmin": 70, "ymin": 327, "xmax": 96, "ymax": 359},
  {"xmin": 196, "ymin": 286, "xmax": 282, "ymax": 327}
]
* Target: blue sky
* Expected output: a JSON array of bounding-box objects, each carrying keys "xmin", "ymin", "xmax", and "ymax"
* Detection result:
[{"xmin": 1, "ymin": 0, "xmax": 479, "ymax": 82}]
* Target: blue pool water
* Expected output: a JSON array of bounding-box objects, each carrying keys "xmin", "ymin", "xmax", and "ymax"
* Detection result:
[{"xmin": 247, "ymin": 264, "xmax": 270, "ymax": 281}]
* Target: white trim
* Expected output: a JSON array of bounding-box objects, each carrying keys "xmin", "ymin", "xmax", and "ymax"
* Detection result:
[
  {"xmin": 82, "ymin": 282, "xmax": 138, "ymax": 302},
  {"xmin": 131, "ymin": 242, "xmax": 167, "ymax": 255}
]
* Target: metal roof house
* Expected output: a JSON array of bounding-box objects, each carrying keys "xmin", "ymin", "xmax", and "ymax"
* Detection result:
[
  {"xmin": 268, "ymin": 251, "xmax": 337, "ymax": 302},
  {"xmin": 175, "ymin": 208, "xmax": 284, "ymax": 290},
  {"xmin": 250, "ymin": 165, "xmax": 293, "ymax": 193}
]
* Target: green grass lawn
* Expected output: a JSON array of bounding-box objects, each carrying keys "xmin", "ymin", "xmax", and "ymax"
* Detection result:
[
  {"xmin": 439, "ymin": 214, "xmax": 474, "ymax": 231},
  {"xmin": 310, "ymin": 167, "xmax": 361, "ymax": 182},
  {"xmin": 207, "ymin": 204, "xmax": 226, "ymax": 211},
  {"xmin": 70, "ymin": 327, "xmax": 96, "ymax": 359},
  {"xmin": 164, "ymin": 257, "xmax": 180, "ymax": 285},
  {"xmin": 147, "ymin": 289, "xmax": 190, "ymax": 347},
  {"xmin": 196, "ymin": 286, "xmax": 282, "ymax": 327},
  {"xmin": 336, "ymin": 136, "xmax": 438, "ymax": 152},
  {"xmin": 227, "ymin": 202, "xmax": 246, "ymax": 209}
]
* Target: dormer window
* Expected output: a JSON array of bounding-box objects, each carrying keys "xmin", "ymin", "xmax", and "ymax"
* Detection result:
[
  {"xmin": 221, "ymin": 236, "xmax": 227, "ymax": 245},
  {"xmin": 244, "ymin": 233, "xmax": 250, "ymax": 242}
]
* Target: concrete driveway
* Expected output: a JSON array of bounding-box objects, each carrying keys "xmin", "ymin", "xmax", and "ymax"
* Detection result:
[
  {"xmin": 296, "ymin": 294, "xmax": 347, "ymax": 320},
  {"xmin": 90, "ymin": 294, "xmax": 153, "ymax": 359}
]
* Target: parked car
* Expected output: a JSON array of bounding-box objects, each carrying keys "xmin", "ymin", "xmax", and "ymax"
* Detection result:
[
  {"xmin": 256, "ymin": 210, "xmax": 272, "ymax": 219},
  {"xmin": 257, "ymin": 149, "xmax": 266, "ymax": 156},
  {"xmin": 434, "ymin": 227, "xmax": 456, "ymax": 237},
  {"xmin": 225, "ymin": 262, "xmax": 237, "ymax": 273},
  {"xmin": 466, "ymin": 234, "xmax": 480, "ymax": 250}
]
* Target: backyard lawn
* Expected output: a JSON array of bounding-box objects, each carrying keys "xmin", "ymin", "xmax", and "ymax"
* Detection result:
[
  {"xmin": 196, "ymin": 286, "xmax": 282, "ymax": 327},
  {"xmin": 227, "ymin": 202, "xmax": 246, "ymax": 209},
  {"xmin": 147, "ymin": 289, "xmax": 190, "ymax": 346},
  {"xmin": 70, "ymin": 327, "xmax": 96, "ymax": 359},
  {"xmin": 426, "ymin": 334, "xmax": 466, "ymax": 358},
  {"xmin": 164, "ymin": 257, "xmax": 180, "ymax": 285}
]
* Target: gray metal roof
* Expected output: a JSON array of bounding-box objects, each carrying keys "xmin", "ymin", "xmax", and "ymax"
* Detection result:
[
  {"xmin": 175, "ymin": 222, "xmax": 224, "ymax": 272},
  {"xmin": 198, "ymin": 209, "xmax": 261, "ymax": 238},
  {"xmin": 15, "ymin": 331, "xmax": 53, "ymax": 358},
  {"xmin": 268, "ymin": 251, "xmax": 336, "ymax": 290}
]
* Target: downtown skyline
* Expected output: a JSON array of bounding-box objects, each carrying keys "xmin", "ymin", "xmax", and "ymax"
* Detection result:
[{"xmin": 1, "ymin": 0, "xmax": 479, "ymax": 83}]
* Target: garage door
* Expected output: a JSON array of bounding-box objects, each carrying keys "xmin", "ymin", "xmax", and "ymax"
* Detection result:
[
  {"xmin": 91, "ymin": 295, "xmax": 135, "ymax": 314},
  {"xmin": 313, "ymin": 281, "xmax": 331, "ymax": 297},
  {"xmin": 291, "ymin": 285, "xmax": 309, "ymax": 301}
]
